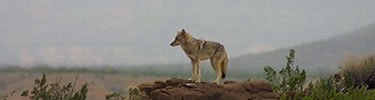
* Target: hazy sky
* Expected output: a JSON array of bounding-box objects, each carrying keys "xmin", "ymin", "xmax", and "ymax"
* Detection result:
[{"xmin": 1, "ymin": 0, "xmax": 375, "ymax": 66}]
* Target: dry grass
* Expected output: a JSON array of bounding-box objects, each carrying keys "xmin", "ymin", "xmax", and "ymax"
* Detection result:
[{"xmin": 339, "ymin": 55, "xmax": 375, "ymax": 85}]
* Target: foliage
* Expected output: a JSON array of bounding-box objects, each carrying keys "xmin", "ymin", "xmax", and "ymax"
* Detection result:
[
  {"xmin": 21, "ymin": 73, "xmax": 88, "ymax": 100},
  {"xmin": 339, "ymin": 55, "xmax": 375, "ymax": 86},
  {"xmin": 280, "ymin": 76, "xmax": 375, "ymax": 100},
  {"xmin": 267, "ymin": 50, "xmax": 375, "ymax": 100},
  {"xmin": 105, "ymin": 85, "xmax": 143, "ymax": 100},
  {"xmin": 264, "ymin": 49, "xmax": 306, "ymax": 92}
]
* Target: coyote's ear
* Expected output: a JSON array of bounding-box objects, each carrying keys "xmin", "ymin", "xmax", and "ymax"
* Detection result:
[
  {"xmin": 177, "ymin": 31, "xmax": 180, "ymax": 34},
  {"xmin": 181, "ymin": 29, "xmax": 185, "ymax": 33},
  {"xmin": 181, "ymin": 29, "xmax": 186, "ymax": 36}
]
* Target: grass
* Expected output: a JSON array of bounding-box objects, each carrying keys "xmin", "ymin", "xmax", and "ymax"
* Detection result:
[{"xmin": 338, "ymin": 55, "xmax": 375, "ymax": 85}]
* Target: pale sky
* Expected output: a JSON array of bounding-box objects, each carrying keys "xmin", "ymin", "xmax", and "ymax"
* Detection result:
[{"xmin": 1, "ymin": 0, "xmax": 375, "ymax": 66}]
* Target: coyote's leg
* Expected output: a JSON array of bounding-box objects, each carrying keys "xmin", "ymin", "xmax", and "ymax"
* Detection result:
[
  {"xmin": 215, "ymin": 60, "xmax": 223, "ymax": 84},
  {"xmin": 189, "ymin": 60, "xmax": 197, "ymax": 81},
  {"xmin": 196, "ymin": 58, "xmax": 201, "ymax": 83},
  {"xmin": 210, "ymin": 58, "xmax": 220, "ymax": 83},
  {"xmin": 210, "ymin": 58, "xmax": 218, "ymax": 73}
]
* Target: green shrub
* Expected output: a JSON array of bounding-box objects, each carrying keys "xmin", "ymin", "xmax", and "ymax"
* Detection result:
[
  {"xmin": 278, "ymin": 73, "xmax": 375, "ymax": 100},
  {"xmin": 264, "ymin": 49, "xmax": 306, "ymax": 92},
  {"xmin": 282, "ymin": 80, "xmax": 375, "ymax": 100},
  {"xmin": 21, "ymin": 73, "xmax": 88, "ymax": 100},
  {"xmin": 270, "ymin": 50, "xmax": 375, "ymax": 100}
]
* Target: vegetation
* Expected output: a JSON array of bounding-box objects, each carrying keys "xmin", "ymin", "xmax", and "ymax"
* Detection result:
[
  {"xmin": 105, "ymin": 85, "xmax": 142, "ymax": 100},
  {"xmin": 20, "ymin": 73, "xmax": 88, "ymax": 100},
  {"xmin": 280, "ymin": 76, "xmax": 375, "ymax": 100},
  {"xmin": 264, "ymin": 49, "xmax": 306, "ymax": 92},
  {"xmin": 265, "ymin": 49, "xmax": 375, "ymax": 100},
  {"xmin": 338, "ymin": 55, "xmax": 375, "ymax": 86}
]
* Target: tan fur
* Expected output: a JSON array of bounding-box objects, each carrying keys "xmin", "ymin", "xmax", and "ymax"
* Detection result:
[
  {"xmin": 170, "ymin": 29, "xmax": 228, "ymax": 84},
  {"xmin": 184, "ymin": 33, "xmax": 192, "ymax": 40}
]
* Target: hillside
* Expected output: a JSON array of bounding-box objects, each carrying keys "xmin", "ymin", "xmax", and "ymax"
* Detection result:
[{"xmin": 230, "ymin": 23, "xmax": 375, "ymax": 74}]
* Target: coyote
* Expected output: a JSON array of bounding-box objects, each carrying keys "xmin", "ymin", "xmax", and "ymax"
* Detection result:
[{"xmin": 170, "ymin": 29, "xmax": 228, "ymax": 84}]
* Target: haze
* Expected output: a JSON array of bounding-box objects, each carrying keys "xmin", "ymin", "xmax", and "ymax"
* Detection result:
[{"xmin": 1, "ymin": 0, "xmax": 375, "ymax": 67}]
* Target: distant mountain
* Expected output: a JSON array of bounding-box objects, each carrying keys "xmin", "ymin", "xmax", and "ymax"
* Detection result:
[{"xmin": 230, "ymin": 23, "xmax": 375, "ymax": 73}]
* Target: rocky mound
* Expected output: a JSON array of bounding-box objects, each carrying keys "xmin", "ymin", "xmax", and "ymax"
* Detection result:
[{"xmin": 137, "ymin": 78, "xmax": 280, "ymax": 100}]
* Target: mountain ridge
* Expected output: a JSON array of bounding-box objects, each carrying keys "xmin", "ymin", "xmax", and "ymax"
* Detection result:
[{"xmin": 230, "ymin": 23, "xmax": 375, "ymax": 73}]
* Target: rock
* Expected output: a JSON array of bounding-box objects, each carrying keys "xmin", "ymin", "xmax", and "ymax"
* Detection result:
[
  {"xmin": 136, "ymin": 78, "xmax": 280, "ymax": 100},
  {"xmin": 224, "ymin": 80, "xmax": 238, "ymax": 84},
  {"xmin": 223, "ymin": 82, "xmax": 247, "ymax": 92},
  {"xmin": 165, "ymin": 78, "xmax": 194, "ymax": 86},
  {"xmin": 138, "ymin": 83, "xmax": 165, "ymax": 96}
]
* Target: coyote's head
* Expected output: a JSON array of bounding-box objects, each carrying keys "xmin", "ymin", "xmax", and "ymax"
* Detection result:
[{"xmin": 170, "ymin": 29, "xmax": 191, "ymax": 46}]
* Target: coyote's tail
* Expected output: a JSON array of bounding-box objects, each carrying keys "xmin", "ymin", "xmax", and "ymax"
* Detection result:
[{"xmin": 221, "ymin": 56, "xmax": 228, "ymax": 79}]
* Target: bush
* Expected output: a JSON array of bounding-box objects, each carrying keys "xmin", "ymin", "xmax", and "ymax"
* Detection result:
[
  {"xmin": 338, "ymin": 55, "xmax": 375, "ymax": 86},
  {"xmin": 264, "ymin": 49, "xmax": 306, "ymax": 92},
  {"xmin": 281, "ymin": 77, "xmax": 375, "ymax": 100},
  {"xmin": 267, "ymin": 50, "xmax": 375, "ymax": 100},
  {"xmin": 105, "ymin": 85, "xmax": 143, "ymax": 100},
  {"xmin": 21, "ymin": 73, "xmax": 88, "ymax": 100}
]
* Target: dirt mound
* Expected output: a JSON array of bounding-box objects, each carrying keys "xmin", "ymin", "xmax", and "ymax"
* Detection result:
[{"xmin": 137, "ymin": 78, "xmax": 279, "ymax": 100}]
